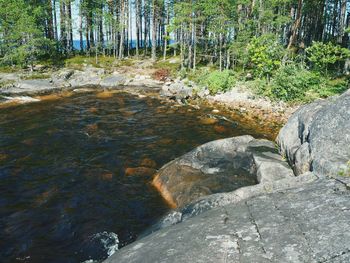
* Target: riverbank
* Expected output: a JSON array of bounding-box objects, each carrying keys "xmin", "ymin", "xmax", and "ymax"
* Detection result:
[{"xmin": 0, "ymin": 59, "xmax": 297, "ymax": 140}]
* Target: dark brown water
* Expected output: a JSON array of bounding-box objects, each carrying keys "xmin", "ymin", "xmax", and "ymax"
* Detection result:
[{"xmin": 0, "ymin": 92, "xmax": 266, "ymax": 263}]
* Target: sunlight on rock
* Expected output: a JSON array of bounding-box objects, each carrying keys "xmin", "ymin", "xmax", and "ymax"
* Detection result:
[
  {"xmin": 96, "ymin": 91, "xmax": 114, "ymax": 99},
  {"xmin": 199, "ymin": 117, "xmax": 218, "ymax": 125},
  {"xmin": 152, "ymin": 173, "xmax": 177, "ymax": 209}
]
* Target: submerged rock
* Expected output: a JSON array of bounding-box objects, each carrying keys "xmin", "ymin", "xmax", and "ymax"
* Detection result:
[
  {"xmin": 125, "ymin": 167, "xmax": 157, "ymax": 177},
  {"xmin": 278, "ymin": 89, "xmax": 350, "ymax": 177}
]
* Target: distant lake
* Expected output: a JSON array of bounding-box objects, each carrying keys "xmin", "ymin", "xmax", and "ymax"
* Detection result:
[{"xmin": 73, "ymin": 40, "xmax": 175, "ymax": 51}]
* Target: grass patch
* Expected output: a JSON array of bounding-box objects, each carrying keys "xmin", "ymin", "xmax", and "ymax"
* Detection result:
[
  {"xmin": 64, "ymin": 55, "xmax": 118, "ymax": 70},
  {"xmin": 0, "ymin": 66, "xmax": 20, "ymax": 73},
  {"xmin": 22, "ymin": 73, "xmax": 51, "ymax": 80}
]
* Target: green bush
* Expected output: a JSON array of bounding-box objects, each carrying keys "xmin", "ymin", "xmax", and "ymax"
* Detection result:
[
  {"xmin": 306, "ymin": 41, "xmax": 350, "ymax": 73},
  {"xmin": 247, "ymin": 34, "xmax": 285, "ymax": 79},
  {"xmin": 200, "ymin": 70, "xmax": 236, "ymax": 94},
  {"xmin": 269, "ymin": 64, "xmax": 322, "ymax": 101}
]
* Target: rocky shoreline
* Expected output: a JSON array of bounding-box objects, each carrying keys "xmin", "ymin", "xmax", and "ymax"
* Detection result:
[
  {"xmin": 104, "ymin": 89, "xmax": 350, "ymax": 263},
  {"xmin": 0, "ymin": 66, "xmax": 294, "ymax": 128}
]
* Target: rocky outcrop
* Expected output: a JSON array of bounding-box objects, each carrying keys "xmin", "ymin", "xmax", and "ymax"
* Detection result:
[
  {"xmin": 104, "ymin": 89, "xmax": 350, "ymax": 263},
  {"xmin": 105, "ymin": 175, "xmax": 350, "ymax": 263},
  {"xmin": 160, "ymin": 81, "xmax": 194, "ymax": 101},
  {"xmin": 0, "ymin": 68, "xmax": 164, "ymax": 103},
  {"xmin": 277, "ymin": 90, "xmax": 350, "ymax": 177},
  {"xmin": 152, "ymin": 135, "xmax": 294, "ymax": 209}
]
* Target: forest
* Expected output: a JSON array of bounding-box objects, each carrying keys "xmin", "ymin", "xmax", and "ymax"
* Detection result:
[{"xmin": 1, "ymin": 0, "xmax": 350, "ymax": 102}]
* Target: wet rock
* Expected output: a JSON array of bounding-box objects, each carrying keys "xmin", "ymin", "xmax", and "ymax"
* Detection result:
[
  {"xmin": 160, "ymin": 82, "xmax": 193, "ymax": 100},
  {"xmin": 213, "ymin": 125, "xmax": 226, "ymax": 133},
  {"xmin": 140, "ymin": 158, "xmax": 157, "ymax": 169},
  {"xmin": 125, "ymin": 167, "xmax": 157, "ymax": 177},
  {"xmin": 196, "ymin": 87, "xmax": 210, "ymax": 98},
  {"xmin": 277, "ymin": 89, "xmax": 350, "ymax": 177},
  {"xmin": 100, "ymin": 173, "xmax": 114, "ymax": 181},
  {"xmin": 96, "ymin": 91, "xmax": 114, "ymax": 99},
  {"xmin": 151, "ymin": 136, "xmax": 294, "ymax": 209},
  {"xmin": 199, "ymin": 117, "xmax": 218, "ymax": 125},
  {"xmin": 1, "ymin": 96, "xmax": 40, "ymax": 104}
]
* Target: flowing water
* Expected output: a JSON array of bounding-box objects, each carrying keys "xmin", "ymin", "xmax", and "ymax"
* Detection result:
[{"xmin": 0, "ymin": 92, "xmax": 268, "ymax": 263}]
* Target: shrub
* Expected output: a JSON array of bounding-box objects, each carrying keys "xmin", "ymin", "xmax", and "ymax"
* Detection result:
[
  {"xmin": 200, "ymin": 70, "xmax": 236, "ymax": 94},
  {"xmin": 269, "ymin": 63, "xmax": 321, "ymax": 101},
  {"xmin": 306, "ymin": 41, "xmax": 350, "ymax": 73},
  {"xmin": 247, "ymin": 34, "xmax": 285, "ymax": 79}
]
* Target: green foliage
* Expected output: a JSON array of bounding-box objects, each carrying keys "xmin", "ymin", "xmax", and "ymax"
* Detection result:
[
  {"xmin": 257, "ymin": 63, "xmax": 349, "ymax": 102},
  {"xmin": 306, "ymin": 42, "xmax": 350, "ymax": 73},
  {"xmin": 247, "ymin": 35, "xmax": 285, "ymax": 79},
  {"xmin": 268, "ymin": 64, "xmax": 321, "ymax": 101},
  {"xmin": 0, "ymin": 0, "xmax": 57, "ymax": 67},
  {"xmin": 199, "ymin": 70, "xmax": 236, "ymax": 94}
]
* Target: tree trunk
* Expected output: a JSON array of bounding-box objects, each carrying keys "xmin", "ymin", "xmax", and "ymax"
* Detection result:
[
  {"xmin": 47, "ymin": 0, "xmax": 54, "ymax": 39},
  {"xmin": 135, "ymin": 0, "xmax": 140, "ymax": 57},
  {"xmin": 60, "ymin": 0, "xmax": 67, "ymax": 52},
  {"xmin": 151, "ymin": 0, "xmax": 157, "ymax": 61},
  {"xmin": 119, "ymin": 0, "xmax": 125, "ymax": 59},
  {"xmin": 287, "ymin": 0, "xmax": 303, "ymax": 49}
]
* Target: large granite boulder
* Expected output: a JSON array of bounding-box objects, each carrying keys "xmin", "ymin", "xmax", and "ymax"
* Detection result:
[
  {"xmin": 277, "ymin": 89, "xmax": 350, "ymax": 176},
  {"xmin": 152, "ymin": 135, "xmax": 294, "ymax": 209}
]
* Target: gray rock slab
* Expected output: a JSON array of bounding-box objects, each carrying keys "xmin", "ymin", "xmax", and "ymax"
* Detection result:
[
  {"xmin": 100, "ymin": 75, "xmax": 126, "ymax": 88},
  {"xmin": 0, "ymin": 79, "xmax": 60, "ymax": 95},
  {"xmin": 105, "ymin": 177, "xmax": 350, "ymax": 263}
]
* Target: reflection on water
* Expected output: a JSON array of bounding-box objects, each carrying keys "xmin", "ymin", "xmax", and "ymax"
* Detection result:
[{"xmin": 0, "ymin": 92, "xmax": 267, "ymax": 263}]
